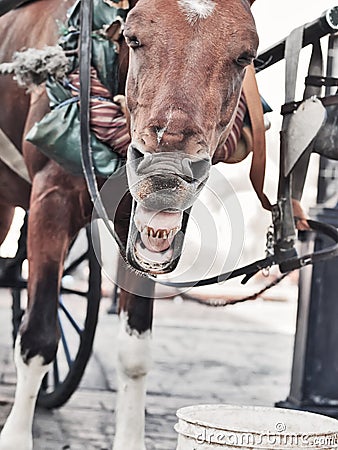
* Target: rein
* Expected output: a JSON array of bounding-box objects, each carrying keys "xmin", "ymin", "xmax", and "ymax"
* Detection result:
[
  {"xmin": 79, "ymin": 0, "xmax": 125, "ymax": 256},
  {"xmin": 155, "ymin": 220, "xmax": 338, "ymax": 288}
]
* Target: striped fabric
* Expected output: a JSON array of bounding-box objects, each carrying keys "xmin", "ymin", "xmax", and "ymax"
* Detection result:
[
  {"xmin": 68, "ymin": 68, "xmax": 247, "ymax": 164},
  {"xmin": 212, "ymin": 93, "xmax": 248, "ymax": 164},
  {"xmin": 68, "ymin": 68, "xmax": 130, "ymax": 157}
]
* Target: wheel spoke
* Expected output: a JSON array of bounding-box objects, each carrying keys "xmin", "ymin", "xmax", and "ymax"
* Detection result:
[
  {"xmin": 60, "ymin": 287, "xmax": 87, "ymax": 297},
  {"xmin": 59, "ymin": 297, "xmax": 83, "ymax": 336},
  {"xmin": 53, "ymin": 356, "xmax": 60, "ymax": 388},
  {"xmin": 63, "ymin": 251, "xmax": 88, "ymax": 276},
  {"xmin": 58, "ymin": 313, "xmax": 73, "ymax": 369}
]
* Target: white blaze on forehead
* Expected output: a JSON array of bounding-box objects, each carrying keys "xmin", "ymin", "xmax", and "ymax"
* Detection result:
[{"xmin": 178, "ymin": 0, "xmax": 216, "ymax": 24}]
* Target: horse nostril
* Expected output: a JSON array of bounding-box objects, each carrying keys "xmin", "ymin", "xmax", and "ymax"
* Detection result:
[
  {"xmin": 129, "ymin": 145, "xmax": 145, "ymax": 162},
  {"xmin": 128, "ymin": 145, "xmax": 155, "ymax": 176},
  {"xmin": 189, "ymin": 157, "xmax": 211, "ymax": 183}
]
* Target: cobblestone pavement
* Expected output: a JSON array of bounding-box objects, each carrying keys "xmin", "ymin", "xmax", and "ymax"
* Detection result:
[{"xmin": 0, "ymin": 284, "xmax": 297, "ymax": 449}]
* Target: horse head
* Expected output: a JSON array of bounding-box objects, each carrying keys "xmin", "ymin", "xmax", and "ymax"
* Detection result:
[{"xmin": 123, "ymin": 0, "xmax": 258, "ymax": 274}]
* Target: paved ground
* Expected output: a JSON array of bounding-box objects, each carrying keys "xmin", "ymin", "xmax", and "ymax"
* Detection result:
[{"xmin": 0, "ymin": 279, "xmax": 298, "ymax": 450}]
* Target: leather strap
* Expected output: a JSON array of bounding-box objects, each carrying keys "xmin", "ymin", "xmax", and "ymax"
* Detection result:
[
  {"xmin": 284, "ymin": 27, "xmax": 304, "ymax": 104},
  {"xmin": 0, "ymin": 128, "xmax": 30, "ymax": 183},
  {"xmin": 305, "ymin": 75, "xmax": 338, "ymax": 87},
  {"xmin": 275, "ymin": 27, "xmax": 305, "ymax": 247},
  {"xmin": 281, "ymin": 26, "xmax": 304, "ymax": 181},
  {"xmin": 282, "ymin": 94, "xmax": 338, "ymax": 115},
  {"xmin": 79, "ymin": 0, "xmax": 125, "ymax": 255},
  {"xmin": 242, "ymin": 63, "xmax": 271, "ymax": 210},
  {"xmin": 290, "ymin": 39, "xmax": 324, "ymax": 202},
  {"xmin": 245, "ymin": 0, "xmax": 272, "ymax": 210}
]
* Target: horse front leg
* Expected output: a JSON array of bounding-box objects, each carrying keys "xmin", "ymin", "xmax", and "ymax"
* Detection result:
[
  {"xmin": 0, "ymin": 168, "xmax": 87, "ymax": 450},
  {"xmin": 113, "ymin": 269, "xmax": 155, "ymax": 450},
  {"xmin": 0, "ymin": 339, "xmax": 48, "ymax": 450}
]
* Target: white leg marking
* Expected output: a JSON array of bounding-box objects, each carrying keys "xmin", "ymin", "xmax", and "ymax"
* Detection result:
[
  {"xmin": 0, "ymin": 337, "xmax": 51, "ymax": 450},
  {"xmin": 113, "ymin": 312, "xmax": 152, "ymax": 450}
]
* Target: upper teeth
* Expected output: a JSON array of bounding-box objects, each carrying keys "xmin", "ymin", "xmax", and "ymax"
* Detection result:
[{"xmin": 140, "ymin": 226, "xmax": 179, "ymax": 239}]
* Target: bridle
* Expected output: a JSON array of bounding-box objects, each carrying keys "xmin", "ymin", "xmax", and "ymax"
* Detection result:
[{"xmin": 78, "ymin": 0, "xmax": 338, "ymax": 289}]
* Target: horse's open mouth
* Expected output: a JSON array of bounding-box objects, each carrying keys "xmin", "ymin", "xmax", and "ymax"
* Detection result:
[
  {"xmin": 125, "ymin": 148, "xmax": 210, "ymax": 274},
  {"xmin": 126, "ymin": 201, "xmax": 189, "ymax": 274}
]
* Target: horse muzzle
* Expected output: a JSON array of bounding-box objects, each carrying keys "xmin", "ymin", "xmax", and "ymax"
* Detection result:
[{"xmin": 125, "ymin": 147, "xmax": 211, "ymax": 274}]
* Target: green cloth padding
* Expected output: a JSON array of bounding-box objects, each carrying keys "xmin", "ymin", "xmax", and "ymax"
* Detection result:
[
  {"xmin": 26, "ymin": 97, "xmax": 123, "ymax": 177},
  {"xmin": 59, "ymin": 0, "xmax": 129, "ymax": 93},
  {"xmin": 26, "ymin": 0, "xmax": 129, "ymax": 177}
]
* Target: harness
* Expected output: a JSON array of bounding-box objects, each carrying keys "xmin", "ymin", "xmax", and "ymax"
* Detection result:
[
  {"xmin": 76, "ymin": 0, "xmax": 338, "ymax": 289},
  {"xmin": 1, "ymin": 0, "xmax": 338, "ymax": 290},
  {"xmin": 242, "ymin": 63, "xmax": 271, "ymax": 211}
]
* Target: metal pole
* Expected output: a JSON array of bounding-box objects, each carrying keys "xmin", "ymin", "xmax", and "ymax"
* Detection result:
[
  {"xmin": 256, "ymin": 7, "xmax": 338, "ymax": 72},
  {"xmin": 317, "ymin": 34, "xmax": 338, "ymax": 205},
  {"xmin": 276, "ymin": 33, "xmax": 338, "ymax": 418}
]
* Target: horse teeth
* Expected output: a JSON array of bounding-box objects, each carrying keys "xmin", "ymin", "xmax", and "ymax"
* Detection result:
[
  {"xmin": 142, "ymin": 226, "xmax": 178, "ymax": 239},
  {"xmin": 155, "ymin": 230, "xmax": 162, "ymax": 238},
  {"xmin": 155, "ymin": 230, "xmax": 169, "ymax": 239}
]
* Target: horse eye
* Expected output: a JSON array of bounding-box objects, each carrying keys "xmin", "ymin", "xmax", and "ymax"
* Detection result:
[
  {"xmin": 125, "ymin": 35, "xmax": 142, "ymax": 49},
  {"xmin": 236, "ymin": 53, "xmax": 254, "ymax": 67}
]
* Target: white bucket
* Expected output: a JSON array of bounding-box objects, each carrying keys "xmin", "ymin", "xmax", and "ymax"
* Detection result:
[{"xmin": 175, "ymin": 404, "xmax": 338, "ymax": 449}]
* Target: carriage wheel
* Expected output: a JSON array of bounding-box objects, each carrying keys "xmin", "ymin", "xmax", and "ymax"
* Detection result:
[
  {"xmin": 8, "ymin": 217, "xmax": 102, "ymax": 408},
  {"xmin": 6, "ymin": 224, "xmax": 102, "ymax": 410},
  {"xmin": 28, "ymin": 226, "xmax": 101, "ymax": 408},
  {"xmin": 35, "ymin": 226, "xmax": 101, "ymax": 409}
]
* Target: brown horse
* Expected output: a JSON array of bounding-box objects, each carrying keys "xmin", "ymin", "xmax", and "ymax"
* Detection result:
[{"xmin": 0, "ymin": 0, "xmax": 258, "ymax": 448}]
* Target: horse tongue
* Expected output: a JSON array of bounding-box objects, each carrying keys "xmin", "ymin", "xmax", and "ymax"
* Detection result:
[{"xmin": 134, "ymin": 205, "xmax": 182, "ymax": 253}]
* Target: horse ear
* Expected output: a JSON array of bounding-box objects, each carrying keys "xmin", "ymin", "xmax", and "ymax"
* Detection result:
[{"xmin": 105, "ymin": 17, "xmax": 124, "ymax": 43}]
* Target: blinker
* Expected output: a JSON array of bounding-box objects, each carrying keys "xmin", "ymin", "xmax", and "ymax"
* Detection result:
[{"xmin": 284, "ymin": 96, "xmax": 326, "ymax": 176}]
